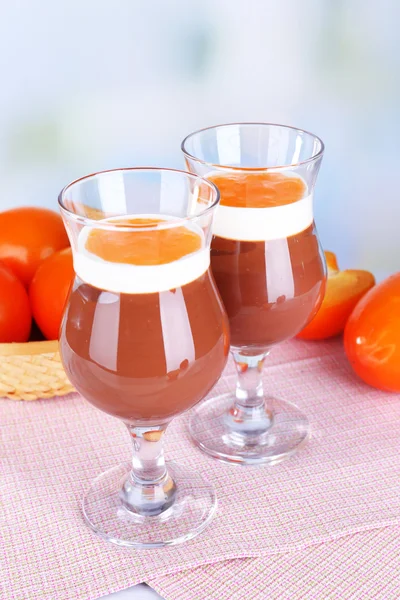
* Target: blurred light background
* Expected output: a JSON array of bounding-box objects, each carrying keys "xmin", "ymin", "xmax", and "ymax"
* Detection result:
[{"xmin": 0, "ymin": 0, "xmax": 398, "ymax": 279}]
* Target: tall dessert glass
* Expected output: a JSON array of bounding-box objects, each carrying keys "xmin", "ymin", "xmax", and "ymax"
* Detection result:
[
  {"xmin": 182, "ymin": 123, "xmax": 326, "ymax": 465},
  {"xmin": 58, "ymin": 168, "xmax": 229, "ymax": 547}
]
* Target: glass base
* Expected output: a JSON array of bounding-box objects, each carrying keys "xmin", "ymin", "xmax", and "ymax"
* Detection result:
[
  {"xmin": 82, "ymin": 461, "xmax": 217, "ymax": 548},
  {"xmin": 189, "ymin": 393, "xmax": 310, "ymax": 466}
]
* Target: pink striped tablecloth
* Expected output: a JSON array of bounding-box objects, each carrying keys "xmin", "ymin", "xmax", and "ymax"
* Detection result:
[
  {"xmin": 2, "ymin": 338, "xmax": 400, "ymax": 600},
  {"xmin": 150, "ymin": 526, "xmax": 400, "ymax": 599}
]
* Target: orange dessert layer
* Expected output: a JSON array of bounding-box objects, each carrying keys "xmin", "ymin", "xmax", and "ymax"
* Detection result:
[
  {"xmin": 85, "ymin": 217, "xmax": 202, "ymax": 266},
  {"xmin": 209, "ymin": 171, "xmax": 306, "ymax": 208}
]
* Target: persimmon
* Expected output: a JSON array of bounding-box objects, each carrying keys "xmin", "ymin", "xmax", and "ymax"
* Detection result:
[
  {"xmin": 344, "ymin": 273, "xmax": 400, "ymax": 392},
  {"xmin": 297, "ymin": 251, "xmax": 375, "ymax": 340},
  {"xmin": 29, "ymin": 248, "xmax": 74, "ymax": 340},
  {"xmin": 0, "ymin": 207, "xmax": 69, "ymax": 287},
  {"xmin": 0, "ymin": 263, "xmax": 32, "ymax": 342},
  {"xmin": 325, "ymin": 251, "xmax": 339, "ymax": 273}
]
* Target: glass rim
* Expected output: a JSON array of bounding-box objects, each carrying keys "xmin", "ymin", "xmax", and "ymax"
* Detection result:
[
  {"xmin": 58, "ymin": 167, "xmax": 220, "ymax": 232},
  {"xmin": 181, "ymin": 122, "xmax": 325, "ymax": 170}
]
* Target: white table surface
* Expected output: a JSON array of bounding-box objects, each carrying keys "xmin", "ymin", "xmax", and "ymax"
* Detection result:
[{"xmin": 102, "ymin": 584, "xmax": 164, "ymax": 599}]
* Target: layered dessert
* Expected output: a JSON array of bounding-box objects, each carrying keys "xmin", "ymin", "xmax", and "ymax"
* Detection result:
[
  {"xmin": 209, "ymin": 171, "xmax": 326, "ymax": 350},
  {"xmin": 60, "ymin": 216, "xmax": 229, "ymax": 423}
]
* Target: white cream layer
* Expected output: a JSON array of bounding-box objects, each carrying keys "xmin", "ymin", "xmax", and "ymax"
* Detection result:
[
  {"xmin": 212, "ymin": 193, "xmax": 314, "ymax": 242},
  {"xmin": 206, "ymin": 170, "xmax": 313, "ymax": 242},
  {"xmin": 75, "ymin": 215, "xmax": 209, "ymax": 294}
]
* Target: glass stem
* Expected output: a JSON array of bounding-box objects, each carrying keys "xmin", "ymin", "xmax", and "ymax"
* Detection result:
[
  {"xmin": 120, "ymin": 424, "xmax": 176, "ymax": 517},
  {"xmin": 224, "ymin": 351, "xmax": 273, "ymax": 440}
]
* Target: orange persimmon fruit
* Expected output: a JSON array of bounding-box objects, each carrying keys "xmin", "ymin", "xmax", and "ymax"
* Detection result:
[
  {"xmin": 297, "ymin": 251, "xmax": 375, "ymax": 340},
  {"xmin": 29, "ymin": 247, "xmax": 74, "ymax": 340},
  {"xmin": 0, "ymin": 263, "xmax": 32, "ymax": 343},
  {"xmin": 344, "ymin": 273, "xmax": 400, "ymax": 392},
  {"xmin": 0, "ymin": 207, "xmax": 69, "ymax": 287}
]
